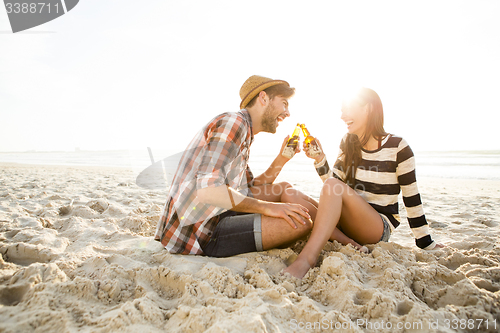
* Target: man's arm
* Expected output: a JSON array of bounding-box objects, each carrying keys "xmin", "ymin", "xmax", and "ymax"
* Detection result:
[
  {"xmin": 196, "ymin": 185, "xmax": 310, "ymax": 229},
  {"xmin": 253, "ymin": 136, "xmax": 299, "ymax": 186}
]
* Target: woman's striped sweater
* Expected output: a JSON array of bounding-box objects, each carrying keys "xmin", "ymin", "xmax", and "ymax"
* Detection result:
[{"xmin": 314, "ymin": 134, "xmax": 436, "ymax": 250}]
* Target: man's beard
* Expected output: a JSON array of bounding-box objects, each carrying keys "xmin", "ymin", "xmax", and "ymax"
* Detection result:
[{"xmin": 261, "ymin": 103, "xmax": 278, "ymax": 133}]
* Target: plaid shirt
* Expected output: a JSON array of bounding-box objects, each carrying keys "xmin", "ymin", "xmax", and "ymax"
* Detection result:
[{"xmin": 154, "ymin": 110, "xmax": 255, "ymax": 254}]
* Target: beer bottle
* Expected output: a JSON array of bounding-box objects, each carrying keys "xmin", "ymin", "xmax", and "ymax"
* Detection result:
[
  {"xmin": 300, "ymin": 124, "xmax": 322, "ymax": 157},
  {"xmin": 282, "ymin": 123, "xmax": 301, "ymax": 158}
]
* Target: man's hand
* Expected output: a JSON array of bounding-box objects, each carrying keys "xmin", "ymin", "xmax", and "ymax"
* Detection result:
[
  {"xmin": 303, "ymin": 138, "xmax": 325, "ymax": 163},
  {"xmin": 262, "ymin": 201, "xmax": 310, "ymax": 229},
  {"xmin": 278, "ymin": 135, "xmax": 301, "ymax": 162}
]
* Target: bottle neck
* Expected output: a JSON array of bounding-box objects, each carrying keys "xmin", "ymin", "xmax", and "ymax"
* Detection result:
[{"xmin": 301, "ymin": 126, "xmax": 311, "ymax": 137}]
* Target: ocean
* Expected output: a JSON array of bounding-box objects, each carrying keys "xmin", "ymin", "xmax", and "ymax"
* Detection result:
[{"xmin": 1, "ymin": 149, "xmax": 499, "ymax": 188}]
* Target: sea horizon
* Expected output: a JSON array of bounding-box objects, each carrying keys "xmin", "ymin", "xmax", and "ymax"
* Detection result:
[{"xmin": 1, "ymin": 149, "xmax": 500, "ymax": 182}]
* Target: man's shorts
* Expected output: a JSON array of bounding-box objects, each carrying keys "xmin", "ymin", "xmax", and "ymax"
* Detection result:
[{"xmin": 200, "ymin": 210, "xmax": 263, "ymax": 257}]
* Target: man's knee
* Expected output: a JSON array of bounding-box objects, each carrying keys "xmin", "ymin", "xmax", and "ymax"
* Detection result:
[
  {"xmin": 301, "ymin": 218, "xmax": 313, "ymax": 234},
  {"xmin": 282, "ymin": 182, "xmax": 306, "ymax": 202},
  {"xmin": 271, "ymin": 182, "xmax": 291, "ymax": 201},
  {"xmin": 278, "ymin": 181, "xmax": 293, "ymax": 191},
  {"xmin": 292, "ymin": 215, "xmax": 313, "ymax": 237}
]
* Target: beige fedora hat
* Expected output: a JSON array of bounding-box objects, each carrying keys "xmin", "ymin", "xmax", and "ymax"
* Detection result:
[{"xmin": 239, "ymin": 75, "xmax": 289, "ymax": 109}]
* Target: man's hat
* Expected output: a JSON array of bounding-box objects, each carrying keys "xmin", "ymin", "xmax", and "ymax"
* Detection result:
[{"xmin": 239, "ymin": 75, "xmax": 290, "ymax": 109}]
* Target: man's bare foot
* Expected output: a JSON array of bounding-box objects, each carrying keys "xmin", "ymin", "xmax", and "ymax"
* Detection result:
[{"xmin": 283, "ymin": 257, "xmax": 313, "ymax": 279}]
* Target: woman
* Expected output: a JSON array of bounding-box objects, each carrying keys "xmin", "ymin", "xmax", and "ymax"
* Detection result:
[{"xmin": 284, "ymin": 87, "xmax": 443, "ymax": 279}]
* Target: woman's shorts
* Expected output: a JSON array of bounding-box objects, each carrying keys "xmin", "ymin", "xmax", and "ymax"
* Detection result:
[
  {"xmin": 200, "ymin": 210, "xmax": 263, "ymax": 257},
  {"xmin": 379, "ymin": 214, "xmax": 392, "ymax": 242}
]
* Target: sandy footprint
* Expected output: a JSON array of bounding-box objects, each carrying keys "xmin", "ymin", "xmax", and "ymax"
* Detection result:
[
  {"xmin": 0, "ymin": 283, "xmax": 31, "ymax": 306},
  {"xmin": 465, "ymin": 266, "xmax": 500, "ymax": 292},
  {"xmin": 0, "ymin": 262, "xmax": 67, "ymax": 306},
  {"xmin": 0, "ymin": 243, "xmax": 59, "ymax": 266},
  {"xmin": 87, "ymin": 199, "xmax": 109, "ymax": 213}
]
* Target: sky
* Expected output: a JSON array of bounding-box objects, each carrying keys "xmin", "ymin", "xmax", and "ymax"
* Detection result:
[{"xmin": 1, "ymin": 0, "xmax": 499, "ymax": 156}]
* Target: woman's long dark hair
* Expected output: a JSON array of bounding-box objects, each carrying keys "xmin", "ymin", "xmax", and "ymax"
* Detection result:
[{"xmin": 341, "ymin": 88, "xmax": 388, "ymax": 188}]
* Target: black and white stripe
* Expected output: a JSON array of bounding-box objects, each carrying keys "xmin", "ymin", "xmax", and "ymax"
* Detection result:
[{"xmin": 315, "ymin": 134, "xmax": 435, "ymax": 249}]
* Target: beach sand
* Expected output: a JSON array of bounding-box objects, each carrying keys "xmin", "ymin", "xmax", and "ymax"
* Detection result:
[{"xmin": 0, "ymin": 163, "xmax": 499, "ymax": 332}]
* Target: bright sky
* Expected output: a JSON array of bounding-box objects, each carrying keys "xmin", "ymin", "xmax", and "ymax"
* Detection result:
[{"xmin": 1, "ymin": 0, "xmax": 499, "ymax": 155}]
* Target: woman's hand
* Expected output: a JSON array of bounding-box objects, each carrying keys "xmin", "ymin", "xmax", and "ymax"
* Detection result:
[
  {"xmin": 262, "ymin": 201, "xmax": 310, "ymax": 229},
  {"xmin": 303, "ymin": 138, "xmax": 326, "ymax": 164}
]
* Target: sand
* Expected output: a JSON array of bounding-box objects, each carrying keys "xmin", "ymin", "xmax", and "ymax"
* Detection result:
[{"xmin": 0, "ymin": 162, "xmax": 499, "ymax": 332}]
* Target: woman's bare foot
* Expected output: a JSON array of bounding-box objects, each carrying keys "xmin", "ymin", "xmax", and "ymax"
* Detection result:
[
  {"xmin": 283, "ymin": 257, "xmax": 313, "ymax": 279},
  {"xmin": 346, "ymin": 240, "xmax": 368, "ymax": 253},
  {"xmin": 331, "ymin": 230, "xmax": 368, "ymax": 253},
  {"xmin": 358, "ymin": 245, "xmax": 369, "ymax": 254}
]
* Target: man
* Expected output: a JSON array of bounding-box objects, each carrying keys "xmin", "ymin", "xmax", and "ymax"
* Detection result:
[{"xmin": 154, "ymin": 75, "xmax": 316, "ymax": 257}]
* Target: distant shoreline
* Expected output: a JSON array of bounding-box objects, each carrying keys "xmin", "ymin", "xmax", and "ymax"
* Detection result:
[
  {"xmin": 1, "ymin": 150, "xmax": 499, "ymax": 181},
  {"xmin": 1, "ymin": 149, "xmax": 500, "ymax": 154}
]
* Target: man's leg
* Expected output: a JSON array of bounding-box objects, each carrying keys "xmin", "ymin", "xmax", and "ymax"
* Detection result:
[
  {"xmin": 249, "ymin": 182, "xmax": 292, "ymax": 202},
  {"xmin": 249, "ymin": 183, "xmax": 312, "ymax": 249},
  {"xmin": 261, "ymin": 215, "xmax": 312, "ymax": 250},
  {"xmin": 281, "ymin": 187, "xmax": 318, "ymax": 219},
  {"xmin": 250, "ymin": 182, "xmax": 319, "ymax": 214},
  {"xmin": 200, "ymin": 210, "xmax": 311, "ymax": 256}
]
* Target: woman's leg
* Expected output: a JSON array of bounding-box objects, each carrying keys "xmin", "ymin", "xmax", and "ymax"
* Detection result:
[{"xmin": 283, "ymin": 177, "xmax": 383, "ymax": 278}]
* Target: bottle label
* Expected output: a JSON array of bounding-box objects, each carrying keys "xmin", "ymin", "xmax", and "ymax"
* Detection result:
[
  {"xmin": 282, "ymin": 146, "xmax": 296, "ymax": 159},
  {"xmin": 307, "ymin": 143, "xmax": 322, "ymax": 157}
]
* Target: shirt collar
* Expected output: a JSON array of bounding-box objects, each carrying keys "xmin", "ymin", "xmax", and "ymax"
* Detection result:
[{"xmin": 240, "ymin": 109, "xmax": 254, "ymax": 143}]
